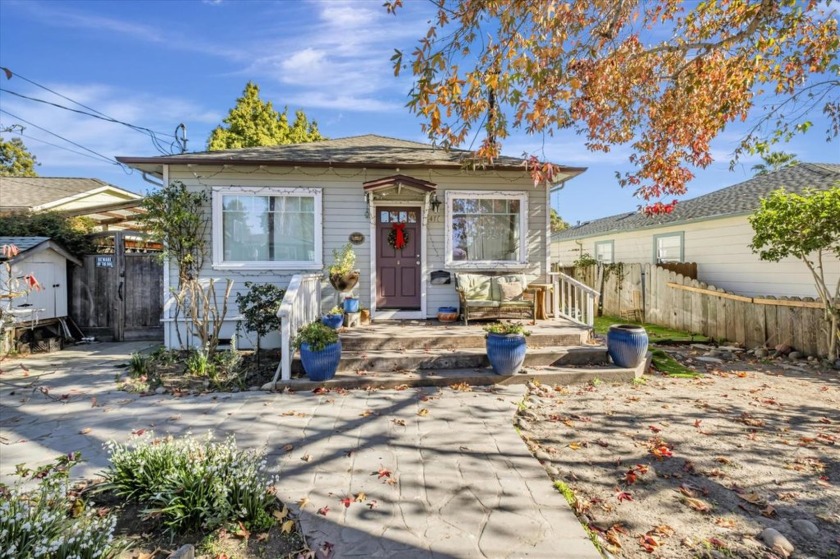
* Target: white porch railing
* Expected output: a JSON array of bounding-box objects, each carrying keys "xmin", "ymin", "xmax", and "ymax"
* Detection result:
[
  {"xmin": 551, "ymin": 272, "xmax": 599, "ymax": 327},
  {"xmin": 272, "ymin": 273, "xmax": 322, "ymax": 384}
]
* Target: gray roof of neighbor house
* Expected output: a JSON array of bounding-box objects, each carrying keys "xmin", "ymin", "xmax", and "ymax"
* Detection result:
[
  {"xmin": 116, "ymin": 134, "xmax": 587, "ymax": 179},
  {"xmin": 553, "ymin": 163, "xmax": 840, "ymax": 242},
  {"xmin": 0, "ymin": 177, "xmax": 139, "ymax": 212}
]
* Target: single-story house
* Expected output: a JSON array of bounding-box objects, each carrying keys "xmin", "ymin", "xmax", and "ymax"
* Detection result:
[
  {"xmin": 0, "ymin": 176, "xmax": 143, "ymax": 229},
  {"xmin": 117, "ymin": 134, "xmax": 586, "ymax": 348},
  {"xmin": 552, "ymin": 163, "xmax": 840, "ymax": 298}
]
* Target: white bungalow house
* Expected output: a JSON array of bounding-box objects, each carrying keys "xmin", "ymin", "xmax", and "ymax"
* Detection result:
[
  {"xmin": 117, "ymin": 134, "xmax": 586, "ymax": 350},
  {"xmin": 552, "ymin": 163, "xmax": 840, "ymax": 298}
]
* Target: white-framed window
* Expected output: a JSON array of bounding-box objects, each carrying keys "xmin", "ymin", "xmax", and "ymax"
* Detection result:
[
  {"xmin": 445, "ymin": 190, "xmax": 528, "ymax": 268},
  {"xmin": 212, "ymin": 186, "xmax": 322, "ymax": 269},
  {"xmin": 594, "ymin": 240, "xmax": 614, "ymax": 264},
  {"xmin": 653, "ymin": 232, "xmax": 684, "ymax": 263}
]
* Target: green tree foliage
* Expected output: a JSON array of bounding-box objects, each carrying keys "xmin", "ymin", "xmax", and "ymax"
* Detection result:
[
  {"xmin": 235, "ymin": 282, "xmax": 285, "ymax": 363},
  {"xmin": 550, "ymin": 209, "xmax": 569, "ymax": 233},
  {"xmin": 206, "ymin": 82, "xmax": 324, "ymax": 150},
  {"xmin": 751, "ymin": 151, "xmax": 799, "ymax": 175},
  {"xmin": 138, "ymin": 181, "xmax": 208, "ymax": 285},
  {"xmin": 0, "ymin": 212, "xmax": 94, "ymax": 256},
  {"xmin": 749, "ymin": 187, "xmax": 840, "ymax": 359},
  {"xmin": 0, "ymin": 137, "xmax": 39, "ymax": 177}
]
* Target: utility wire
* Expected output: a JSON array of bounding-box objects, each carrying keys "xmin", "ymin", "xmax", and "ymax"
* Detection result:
[
  {"xmin": 0, "ymin": 87, "xmax": 174, "ymax": 155},
  {"xmin": 12, "ymin": 133, "xmax": 119, "ymax": 164},
  {"xmin": 0, "ymin": 108, "xmax": 120, "ymax": 166}
]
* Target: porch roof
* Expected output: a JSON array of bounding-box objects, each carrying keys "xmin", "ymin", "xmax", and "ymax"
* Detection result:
[{"xmin": 362, "ymin": 174, "xmax": 437, "ymax": 193}]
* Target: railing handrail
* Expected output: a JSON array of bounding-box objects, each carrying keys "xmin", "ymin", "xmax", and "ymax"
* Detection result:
[
  {"xmin": 551, "ymin": 272, "xmax": 598, "ymax": 295},
  {"xmin": 273, "ymin": 273, "xmax": 322, "ymax": 385}
]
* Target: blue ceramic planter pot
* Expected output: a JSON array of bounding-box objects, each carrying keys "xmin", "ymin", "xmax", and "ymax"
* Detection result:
[
  {"xmin": 321, "ymin": 314, "xmax": 343, "ymax": 329},
  {"xmin": 344, "ymin": 298, "xmax": 360, "ymax": 313},
  {"xmin": 607, "ymin": 325, "xmax": 649, "ymax": 368},
  {"xmin": 300, "ymin": 340, "xmax": 341, "ymax": 381},
  {"xmin": 485, "ymin": 333, "xmax": 527, "ymax": 375}
]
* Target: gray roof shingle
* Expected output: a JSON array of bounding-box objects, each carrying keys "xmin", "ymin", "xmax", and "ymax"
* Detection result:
[
  {"xmin": 553, "ymin": 163, "xmax": 840, "ymax": 241},
  {"xmin": 116, "ymin": 134, "xmax": 587, "ymax": 175},
  {"xmin": 0, "ymin": 237, "xmax": 50, "ymax": 258},
  {"xmin": 0, "ymin": 177, "xmax": 137, "ymax": 210}
]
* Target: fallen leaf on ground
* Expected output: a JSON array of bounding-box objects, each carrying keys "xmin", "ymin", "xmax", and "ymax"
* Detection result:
[
  {"xmin": 354, "ymin": 492, "xmax": 366, "ymax": 502},
  {"xmin": 281, "ymin": 520, "xmax": 295, "ymax": 534},
  {"xmin": 376, "ymin": 466, "xmax": 392, "ymax": 479},
  {"xmin": 615, "ymin": 488, "xmax": 633, "ymax": 502},
  {"xmin": 300, "ymin": 453, "xmax": 312, "ymax": 462},
  {"xmin": 273, "ymin": 505, "xmax": 289, "ymax": 521},
  {"xmin": 339, "ymin": 497, "xmax": 353, "ymax": 508},
  {"xmin": 638, "ymin": 534, "xmax": 660, "ymax": 552},
  {"xmin": 681, "ymin": 496, "xmax": 712, "ymax": 513},
  {"xmin": 651, "ymin": 445, "xmax": 673, "ymax": 459},
  {"xmin": 297, "ymin": 497, "xmax": 310, "ymax": 509},
  {"xmin": 417, "ymin": 408, "xmax": 429, "ymax": 416},
  {"xmin": 282, "ymin": 443, "xmax": 294, "ymax": 453},
  {"xmin": 392, "ymin": 418, "xmax": 407, "ymax": 426},
  {"xmin": 79, "ymin": 428, "xmax": 92, "ymax": 435},
  {"xmin": 317, "ymin": 506, "xmax": 330, "ymax": 516}
]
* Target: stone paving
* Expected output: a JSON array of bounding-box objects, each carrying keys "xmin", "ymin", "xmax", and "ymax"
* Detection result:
[{"xmin": 0, "ymin": 342, "xmax": 599, "ymax": 558}]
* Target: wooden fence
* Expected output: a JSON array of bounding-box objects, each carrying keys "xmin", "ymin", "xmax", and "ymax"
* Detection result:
[{"xmin": 572, "ymin": 263, "xmax": 834, "ymax": 357}]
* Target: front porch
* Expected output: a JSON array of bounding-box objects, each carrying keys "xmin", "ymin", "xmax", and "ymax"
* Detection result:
[{"xmin": 267, "ymin": 317, "xmax": 647, "ymax": 391}]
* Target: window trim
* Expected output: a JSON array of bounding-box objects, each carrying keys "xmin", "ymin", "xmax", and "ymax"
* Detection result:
[
  {"xmin": 444, "ymin": 190, "xmax": 529, "ymax": 270},
  {"xmin": 594, "ymin": 240, "xmax": 614, "ymax": 264},
  {"xmin": 652, "ymin": 231, "xmax": 684, "ymax": 264},
  {"xmin": 211, "ymin": 186, "xmax": 323, "ymax": 270}
]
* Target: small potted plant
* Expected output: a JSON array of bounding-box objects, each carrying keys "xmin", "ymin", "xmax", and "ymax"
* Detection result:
[
  {"xmin": 483, "ymin": 321, "xmax": 530, "ymax": 375},
  {"xmin": 321, "ymin": 306, "xmax": 344, "ymax": 329},
  {"xmin": 343, "ymin": 295, "xmax": 360, "ymax": 313},
  {"xmin": 294, "ymin": 321, "xmax": 341, "ymax": 381},
  {"xmin": 328, "ymin": 243, "xmax": 359, "ymax": 292}
]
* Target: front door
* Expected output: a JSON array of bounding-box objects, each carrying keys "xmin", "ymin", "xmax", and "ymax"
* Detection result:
[{"xmin": 376, "ymin": 207, "xmax": 421, "ymax": 309}]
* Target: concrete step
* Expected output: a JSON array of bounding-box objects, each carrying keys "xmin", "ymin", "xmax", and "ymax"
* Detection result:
[
  {"xmin": 291, "ymin": 345, "xmax": 607, "ymax": 373},
  {"xmin": 338, "ymin": 331, "xmax": 589, "ymax": 351},
  {"xmin": 272, "ymin": 362, "xmax": 642, "ymax": 392}
]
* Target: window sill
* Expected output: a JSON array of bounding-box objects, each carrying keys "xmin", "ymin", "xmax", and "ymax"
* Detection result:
[{"xmin": 211, "ymin": 262, "xmax": 323, "ymax": 272}]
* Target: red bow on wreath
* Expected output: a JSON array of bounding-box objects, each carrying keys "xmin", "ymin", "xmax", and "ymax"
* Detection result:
[{"xmin": 389, "ymin": 222, "xmax": 408, "ymax": 250}]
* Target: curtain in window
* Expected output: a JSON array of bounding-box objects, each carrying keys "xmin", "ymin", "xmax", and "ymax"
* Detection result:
[
  {"xmin": 452, "ymin": 198, "xmax": 520, "ymax": 262},
  {"xmin": 223, "ymin": 195, "xmax": 315, "ymax": 262}
]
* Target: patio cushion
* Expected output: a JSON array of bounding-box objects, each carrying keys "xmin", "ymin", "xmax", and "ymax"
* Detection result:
[
  {"xmin": 499, "ymin": 281, "xmax": 523, "ymax": 301},
  {"xmin": 493, "ymin": 274, "xmax": 537, "ymax": 300},
  {"xmin": 457, "ymin": 273, "xmax": 493, "ymax": 300},
  {"xmin": 465, "ymin": 299, "xmax": 500, "ymax": 308}
]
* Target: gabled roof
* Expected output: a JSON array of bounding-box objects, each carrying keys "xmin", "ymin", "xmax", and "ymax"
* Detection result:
[
  {"xmin": 0, "ymin": 176, "xmax": 140, "ymax": 212},
  {"xmin": 0, "ymin": 236, "xmax": 82, "ymax": 266},
  {"xmin": 117, "ymin": 134, "xmax": 587, "ymax": 182},
  {"xmin": 553, "ymin": 163, "xmax": 840, "ymax": 242}
]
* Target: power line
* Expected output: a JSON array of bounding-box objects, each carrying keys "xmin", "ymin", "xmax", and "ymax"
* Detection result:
[
  {"xmin": 0, "ymin": 108, "xmax": 119, "ymax": 166},
  {"xmin": 10, "ymin": 133, "xmax": 119, "ymax": 164}
]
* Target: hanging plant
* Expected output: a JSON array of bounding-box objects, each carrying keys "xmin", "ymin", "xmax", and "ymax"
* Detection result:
[{"xmin": 388, "ymin": 222, "xmax": 408, "ymax": 250}]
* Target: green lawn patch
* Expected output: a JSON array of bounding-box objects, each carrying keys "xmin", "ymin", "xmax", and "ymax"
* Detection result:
[
  {"xmin": 650, "ymin": 349, "xmax": 700, "ymax": 378},
  {"xmin": 594, "ymin": 315, "xmax": 710, "ymax": 343}
]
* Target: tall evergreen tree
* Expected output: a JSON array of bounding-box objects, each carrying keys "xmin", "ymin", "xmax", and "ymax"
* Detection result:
[
  {"xmin": 206, "ymin": 82, "xmax": 324, "ymax": 150},
  {"xmin": 0, "ymin": 137, "xmax": 39, "ymax": 176},
  {"xmin": 751, "ymin": 152, "xmax": 799, "ymax": 175}
]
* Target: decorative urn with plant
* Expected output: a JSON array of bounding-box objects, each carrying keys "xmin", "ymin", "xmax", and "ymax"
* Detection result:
[
  {"xmin": 321, "ymin": 306, "xmax": 344, "ymax": 330},
  {"xmin": 294, "ymin": 321, "xmax": 341, "ymax": 381},
  {"xmin": 484, "ymin": 321, "xmax": 530, "ymax": 375},
  {"xmin": 328, "ymin": 243, "xmax": 359, "ymax": 293}
]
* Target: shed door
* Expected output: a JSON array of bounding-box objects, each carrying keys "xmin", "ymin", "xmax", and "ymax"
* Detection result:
[
  {"xmin": 376, "ymin": 207, "xmax": 421, "ymax": 309},
  {"xmin": 20, "ymin": 263, "xmax": 57, "ymax": 319}
]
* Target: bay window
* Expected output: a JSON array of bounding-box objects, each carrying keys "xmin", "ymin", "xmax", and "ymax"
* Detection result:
[{"xmin": 212, "ymin": 187, "xmax": 322, "ymax": 269}]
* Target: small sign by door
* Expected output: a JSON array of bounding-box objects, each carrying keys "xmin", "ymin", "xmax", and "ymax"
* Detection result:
[{"xmin": 96, "ymin": 256, "xmax": 114, "ymax": 268}]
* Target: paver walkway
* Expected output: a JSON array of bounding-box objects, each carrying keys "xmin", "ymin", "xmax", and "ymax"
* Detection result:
[{"xmin": 0, "ymin": 343, "xmax": 599, "ymax": 558}]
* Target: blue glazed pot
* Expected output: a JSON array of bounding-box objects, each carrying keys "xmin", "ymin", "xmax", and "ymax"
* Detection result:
[
  {"xmin": 300, "ymin": 340, "xmax": 341, "ymax": 381},
  {"xmin": 607, "ymin": 325, "xmax": 649, "ymax": 368},
  {"xmin": 485, "ymin": 333, "xmax": 527, "ymax": 375},
  {"xmin": 321, "ymin": 314, "xmax": 343, "ymax": 329},
  {"xmin": 344, "ymin": 298, "xmax": 360, "ymax": 313}
]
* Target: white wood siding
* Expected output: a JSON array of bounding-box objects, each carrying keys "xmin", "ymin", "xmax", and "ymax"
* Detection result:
[
  {"xmin": 164, "ymin": 165, "xmax": 550, "ymax": 348},
  {"xmin": 552, "ymin": 215, "xmax": 840, "ymax": 298}
]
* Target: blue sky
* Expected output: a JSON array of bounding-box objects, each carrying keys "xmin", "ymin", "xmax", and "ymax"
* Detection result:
[{"xmin": 1, "ymin": 0, "xmax": 837, "ymax": 224}]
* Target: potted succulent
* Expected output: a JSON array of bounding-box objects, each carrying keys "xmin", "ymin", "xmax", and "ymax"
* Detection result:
[
  {"xmin": 321, "ymin": 306, "xmax": 344, "ymax": 329},
  {"xmin": 328, "ymin": 243, "xmax": 360, "ymax": 293},
  {"xmin": 483, "ymin": 321, "xmax": 530, "ymax": 375},
  {"xmin": 294, "ymin": 321, "xmax": 341, "ymax": 381}
]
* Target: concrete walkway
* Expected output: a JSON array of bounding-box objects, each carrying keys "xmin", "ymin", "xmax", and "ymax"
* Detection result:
[{"xmin": 0, "ymin": 343, "xmax": 599, "ymax": 558}]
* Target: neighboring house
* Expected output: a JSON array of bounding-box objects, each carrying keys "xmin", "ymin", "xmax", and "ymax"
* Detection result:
[
  {"xmin": 0, "ymin": 176, "xmax": 143, "ymax": 229},
  {"xmin": 552, "ymin": 163, "xmax": 840, "ymax": 298},
  {"xmin": 117, "ymin": 134, "xmax": 585, "ymax": 348},
  {"xmin": 0, "ymin": 236, "xmax": 81, "ymax": 324}
]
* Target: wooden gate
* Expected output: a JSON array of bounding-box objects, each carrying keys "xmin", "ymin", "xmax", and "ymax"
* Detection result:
[{"xmin": 70, "ymin": 232, "xmax": 163, "ymax": 341}]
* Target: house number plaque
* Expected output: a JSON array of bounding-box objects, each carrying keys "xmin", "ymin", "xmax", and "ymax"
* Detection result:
[{"xmin": 348, "ymin": 232, "xmax": 365, "ymax": 245}]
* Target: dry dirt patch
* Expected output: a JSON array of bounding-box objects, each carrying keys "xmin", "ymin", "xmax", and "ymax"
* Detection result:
[{"xmin": 518, "ymin": 349, "xmax": 840, "ymax": 558}]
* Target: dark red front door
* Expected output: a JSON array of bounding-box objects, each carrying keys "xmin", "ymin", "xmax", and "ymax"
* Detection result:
[{"xmin": 377, "ymin": 207, "xmax": 421, "ymax": 309}]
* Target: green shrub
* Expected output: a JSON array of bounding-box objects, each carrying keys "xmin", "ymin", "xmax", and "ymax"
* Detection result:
[
  {"xmin": 293, "ymin": 321, "xmax": 339, "ymax": 351},
  {"xmin": 483, "ymin": 321, "xmax": 531, "ymax": 336},
  {"xmin": 185, "ymin": 347, "xmax": 215, "ymax": 378},
  {"xmin": 127, "ymin": 352, "xmax": 150, "ymax": 377},
  {"xmin": 0, "ymin": 453, "xmax": 119, "ymax": 559},
  {"xmin": 101, "ymin": 432, "xmax": 274, "ymax": 535}
]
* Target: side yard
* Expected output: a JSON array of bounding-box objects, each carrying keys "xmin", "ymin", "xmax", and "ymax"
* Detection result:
[{"xmin": 518, "ymin": 347, "xmax": 840, "ymax": 558}]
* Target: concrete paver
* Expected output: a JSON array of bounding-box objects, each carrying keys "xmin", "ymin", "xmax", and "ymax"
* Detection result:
[{"xmin": 0, "ymin": 342, "xmax": 599, "ymax": 558}]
